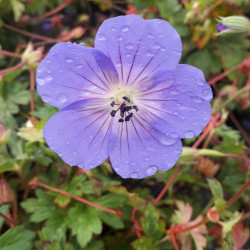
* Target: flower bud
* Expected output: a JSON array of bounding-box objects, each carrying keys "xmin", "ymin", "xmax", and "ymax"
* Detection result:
[
  {"xmin": 198, "ymin": 157, "xmax": 220, "ymax": 178},
  {"xmin": 0, "ymin": 178, "xmax": 15, "ymax": 204},
  {"xmin": 216, "ymin": 16, "xmax": 250, "ymax": 35},
  {"xmin": 22, "ymin": 42, "xmax": 44, "ymax": 68}
]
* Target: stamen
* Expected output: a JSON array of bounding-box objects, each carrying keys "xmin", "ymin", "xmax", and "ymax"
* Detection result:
[
  {"xmin": 110, "ymin": 101, "xmax": 115, "ymax": 107},
  {"xmin": 122, "ymin": 96, "xmax": 131, "ymax": 103},
  {"xmin": 133, "ymin": 105, "xmax": 138, "ymax": 112},
  {"xmin": 110, "ymin": 110, "xmax": 116, "ymax": 117},
  {"xmin": 125, "ymin": 116, "xmax": 131, "ymax": 122},
  {"xmin": 118, "ymin": 118, "xmax": 124, "ymax": 123}
]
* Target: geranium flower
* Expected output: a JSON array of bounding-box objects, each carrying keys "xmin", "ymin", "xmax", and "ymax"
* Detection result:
[{"xmin": 36, "ymin": 14, "xmax": 212, "ymax": 179}]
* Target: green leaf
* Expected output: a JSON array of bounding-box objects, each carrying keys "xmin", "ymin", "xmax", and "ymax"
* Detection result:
[
  {"xmin": 0, "ymin": 205, "xmax": 9, "ymax": 230},
  {"xmin": 98, "ymin": 212, "xmax": 124, "ymax": 229},
  {"xmin": 207, "ymin": 179, "xmax": 223, "ymax": 199},
  {"xmin": 132, "ymin": 236, "xmax": 159, "ymax": 250},
  {"xmin": 68, "ymin": 204, "xmax": 102, "ymax": 248},
  {"xmin": 0, "ymin": 226, "xmax": 35, "ymax": 250},
  {"xmin": 221, "ymin": 212, "xmax": 241, "ymax": 238},
  {"xmin": 10, "ymin": 0, "xmax": 25, "ymax": 21},
  {"xmin": 141, "ymin": 203, "xmax": 166, "ymax": 240}
]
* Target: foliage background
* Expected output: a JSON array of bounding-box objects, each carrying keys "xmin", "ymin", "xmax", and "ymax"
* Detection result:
[{"xmin": 0, "ymin": 0, "xmax": 249, "ymax": 249}]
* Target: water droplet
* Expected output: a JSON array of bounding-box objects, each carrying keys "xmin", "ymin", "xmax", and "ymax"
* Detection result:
[
  {"xmin": 46, "ymin": 70, "xmax": 51, "ymax": 74},
  {"xmin": 66, "ymin": 58, "xmax": 73, "ymax": 63},
  {"xmin": 146, "ymin": 166, "xmax": 158, "ymax": 176},
  {"xmin": 48, "ymin": 136, "xmax": 52, "ymax": 140},
  {"xmin": 144, "ymin": 157, "xmax": 150, "ymax": 162},
  {"xmin": 45, "ymin": 75, "xmax": 53, "ymax": 82},
  {"xmin": 79, "ymin": 42, "xmax": 85, "ymax": 46},
  {"xmin": 73, "ymin": 151, "xmax": 77, "ymax": 155},
  {"xmin": 170, "ymin": 89, "xmax": 179, "ymax": 95},
  {"xmin": 66, "ymin": 141, "xmax": 70, "ymax": 145},
  {"xmin": 111, "ymin": 27, "xmax": 117, "ymax": 32},
  {"xmin": 147, "ymin": 33, "xmax": 155, "ymax": 38},
  {"xmin": 172, "ymin": 50, "xmax": 181, "ymax": 56},
  {"xmin": 77, "ymin": 64, "xmax": 83, "ymax": 69},
  {"xmin": 78, "ymin": 162, "xmax": 84, "ymax": 168},
  {"xmin": 131, "ymin": 162, "xmax": 135, "ymax": 166},
  {"xmin": 161, "ymin": 47, "xmax": 167, "ymax": 52},
  {"xmin": 114, "ymin": 166, "xmax": 119, "ymax": 171},
  {"xmin": 98, "ymin": 34, "xmax": 106, "ymax": 41},
  {"xmin": 130, "ymin": 172, "xmax": 138, "ymax": 178},
  {"xmin": 159, "ymin": 134, "xmax": 177, "ymax": 145},
  {"xmin": 121, "ymin": 25, "xmax": 129, "ymax": 32},
  {"xmin": 125, "ymin": 43, "xmax": 133, "ymax": 50},
  {"xmin": 125, "ymin": 53, "xmax": 132, "ymax": 58},
  {"xmin": 50, "ymin": 52, "xmax": 55, "ymax": 56},
  {"xmin": 59, "ymin": 152, "xmax": 63, "ymax": 157},
  {"xmin": 197, "ymin": 79, "xmax": 205, "ymax": 86},
  {"xmin": 116, "ymin": 36, "xmax": 123, "ymax": 41},
  {"xmin": 185, "ymin": 130, "xmax": 195, "ymax": 138},
  {"xmin": 146, "ymin": 51, "xmax": 154, "ymax": 57},
  {"xmin": 46, "ymin": 59, "xmax": 51, "ymax": 64},
  {"xmin": 89, "ymin": 164, "xmax": 94, "ymax": 168},
  {"xmin": 153, "ymin": 43, "xmax": 161, "ymax": 49},
  {"xmin": 192, "ymin": 96, "xmax": 203, "ymax": 103},
  {"xmin": 171, "ymin": 133, "xmax": 179, "ymax": 139},
  {"xmin": 202, "ymin": 89, "xmax": 212, "ymax": 100},
  {"xmin": 51, "ymin": 145, "xmax": 55, "ymax": 150},
  {"xmin": 37, "ymin": 77, "xmax": 45, "ymax": 86},
  {"xmin": 41, "ymin": 94, "xmax": 49, "ymax": 102},
  {"xmin": 57, "ymin": 93, "xmax": 67, "ymax": 103}
]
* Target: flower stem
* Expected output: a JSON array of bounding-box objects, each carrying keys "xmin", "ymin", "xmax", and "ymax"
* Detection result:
[
  {"xmin": 226, "ymin": 180, "xmax": 250, "ymax": 207},
  {"xmin": 0, "ymin": 211, "xmax": 16, "ymax": 228},
  {"xmin": 29, "ymin": 69, "xmax": 35, "ymax": 112},
  {"xmin": 208, "ymin": 62, "xmax": 243, "ymax": 85},
  {"xmin": 176, "ymin": 217, "xmax": 208, "ymax": 234},
  {"xmin": 0, "ymin": 61, "xmax": 26, "ymax": 75},
  {"xmin": 32, "ymin": 178, "xmax": 120, "ymax": 216},
  {"xmin": 0, "ymin": 49, "xmax": 22, "ymax": 58},
  {"xmin": 153, "ymin": 164, "xmax": 182, "ymax": 206}
]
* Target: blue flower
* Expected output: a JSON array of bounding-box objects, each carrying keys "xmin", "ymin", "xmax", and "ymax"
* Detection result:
[{"xmin": 36, "ymin": 15, "xmax": 212, "ymax": 179}]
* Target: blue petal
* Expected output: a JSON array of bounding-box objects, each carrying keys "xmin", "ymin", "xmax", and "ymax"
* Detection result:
[
  {"xmin": 36, "ymin": 42, "xmax": 119, "ymax": 109},
  {"xmin": 138, "ymin": 64, "xmax": 212, "ymax": 138},
  {"xmin": 43, "ymin": 99, "xmax": 112, "ymax": 169},
  {"xmin": 95, "ymin": 14, "xmax": 182, "ymax": 86},
  {"xmin": 108, "ymin": 115, "xmax": 182, "ymax": 179}
]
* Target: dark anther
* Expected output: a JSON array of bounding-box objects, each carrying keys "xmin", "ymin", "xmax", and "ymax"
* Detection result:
[
  {"xmin": 128, "ymin": 113, "xmax": 133, "ymax": 118},
  {"xmin": 124, "ymin": 106, "xmax": 132, "ymax": 112},
  {"xmin": 120, "ymin": 103, "xmax": 126, "ymax": 112},
  {"xmin": 122, "ymin": 96, "xmax": 131, "ymax": 103},
  {"xmin": 118, "ymin": 118, "xmax": 124, "ymax": 123},
  {"xmin": 110, "ymin": 110, "xmax": 116, "ymax": 117},
  {"xmin": 133, "ymin": 105, "xmax": 138, "ymax": 112},
  {"xmin": 125, "ymin": 116, "xmax": 131, "ymax": 122},
  {"xmin": 110, "ymin": 101, "xmax": 115, "ymax": 107}
]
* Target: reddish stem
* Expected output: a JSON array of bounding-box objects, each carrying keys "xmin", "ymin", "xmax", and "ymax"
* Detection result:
[
  {"xmin": 131, "ymin": 207, "xmax": 137, "ymax": 223},
  {"xmin": 2, "ymin": 23, "xmax": 55, "ymax": 42},
  {"xmin": 29, "ymin": 69, "xmax": 35, "ymax": 112},
  {"xmin": 38, "ymin": 181, "xmax": 120, "ymax": 216},
  {"xmin": 0, "ymin": 49, "xmax": 22, "ymax": 58},
  {"xmin": 31, "ymin": 0, "xmax": 73, "ymax": 22},
  {"xmin": 0, "ymin": 61, "xmax": 26, "ymax": 75},
  {"xmin": 153, "ymin": 164, "xmax": 182, "ymax": 206},
  {"xmin": 208, "ymin": 62, "xmax": 243, "ymax": 85},
  {"xmin": 0, "ymin": 211, "xmax": 16, "ymax": 228},
  {"xmin": 176, "ymin": 217, "xmax": 208, "ymax": 234},
  {"xmin": 168, "ymin": 227, "xmax": 179, "ymax": 250},
  {"xmin": 226, "ymin": 180, "xmax": 250, "ymax": 207}
]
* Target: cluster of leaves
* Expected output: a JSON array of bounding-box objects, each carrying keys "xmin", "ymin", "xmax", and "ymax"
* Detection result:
[{"xmin": 0, "ymin": 0, "xmax": 249, "ymax": 249}]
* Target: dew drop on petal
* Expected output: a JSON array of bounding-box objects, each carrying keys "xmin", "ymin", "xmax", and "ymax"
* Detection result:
[
  {"xmin": 171, "ymin": 132, "xmax": 179, "ymax": 139},
  {"xmin": 98, "ymin": 34, "xmax": 106, "ymax": 41},
  {"xmin": 45, "ymin": 75, "xmax": 53, "ymax": 82},
  {"xmin": 57, "ymin": 93, "xmax": 67, "ymax": 104},
  {"xmin": 121, "ymin": 25, "xmax": 129, "ymax": 32},
  {"xmin": 111, "ymin": 27, "xmax": 117, "ymax": 32},
  {"xmin": 46, "ymin": 59, "xmax": 51, "ymax": 64},
  {"xmin": 89, "ymin": 164, "xmax": 94, "ymax": 168},
  {"xmin": 192, "ymin": 96, "xmax": 203, "ymax": 103},
  {"xmin": 144, "ymin": 157, "xmax": 150, "ymax": 162},
  {"xmin": 130, "ymin": 172, "xmax": 138, "ymax": 178},
  {"xmin": 202, "ymin": 89, "xmax": 213, "ymax": 100},
  {"xmin": 197, "ymin": 79, "xmax": 205, "ymax": 86},
  {"xmin": 77, "ymin": 64, "xmax": 83, "ymax": 69},
  {"xmin": 37, "ymin": 77, "xmax": 45, "ymax": 86},
  {"xmin": 73, "ymin": 151, "xmax": 77, "ymax": 156},
  {"xmin": 41, "ymin": 94, "xmax": 49, "ymax": 102},
  {"xmin": 50, "ymin": 145, "xmax": 55, "ymax": 151},
  {"xmin": 146, "ymin": 166, "xmax": 158, "ymax": 176},
  {"xmin": 125, "ymin": 43, "xmax": 133, "ymax": 50},
  {"xmin": 66, "ymin": 58, "xmax": 73, "ymax": 63},
  {"xmin": 66, "ymin": 141, "xmax": 70, "ymax": 145},
  {"xmin": 125, "ymin": 53, "xmax": 132, "ymax": 58},
  {"xmin": 170, "ymin": 89, "xmax": 179, "ymax": 95},
  {"xmin": 78, "ymin": 162, "xmax": 84, "ymax": 168},
  {"xmin": 147, "ymin": 33, "xmax": 155, "ymax": 38},
  {"xmin": 116, "ymin": 36, "xmax": 123, "ymax": 41},
  {"xmin": 146, "ymin": 51, "xmax": 154, "ymax": 57},
  {"xmin": 114, "ymin": 166, "xmax": 119, "ymax": 171},
  {"xmin": 58, "ymin": 152, "xmax": 63, "ymax": 157},
  {"xmin": 158, "ymin": 134, "xmax": 177, "ymax": 145},
  {"xmin": 185, "ymin": 130, "xmax": 195, "ymax": 138}
]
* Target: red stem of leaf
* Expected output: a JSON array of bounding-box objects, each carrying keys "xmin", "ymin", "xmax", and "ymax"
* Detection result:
[
  {"xmin": 38, "ymin": 182, "xmax": 120, "ymax": 216},
  {"xmin": 0, "ymin": 211, "xmax": 16, "ymax": 228},
  {"xmin": 0, "ymin": 61, "xmax": 26, "ymax": 75},
  {"xmin": 176, "ymin": 217, "xmax": 209, "ymax": 234},
  {"xmin": 0, "ymin": 49, "xmax": 22, "ymax": 58},
  {"xmin": 153, "ymin": 164, "xmax": 182, "ymax": 206},
  {"xmin": 29, "ymin": 69, "xmax": 35, "ymax": 112}
]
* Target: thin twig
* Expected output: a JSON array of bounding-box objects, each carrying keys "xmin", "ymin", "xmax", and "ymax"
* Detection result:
[
  {"xmin": 0, "ymin": 61, "xmax": 26, "ymax": 75},
  {"xmin": 0, "ymin": 211, "xmax": 16, "ymax": 228},
  {"xmin": 0, "ymin": 49, "xmax": 22, "ymax": 58},
  {"xmin": 29, "ymin": 69, "xmax": 35, "ymax": 112}
]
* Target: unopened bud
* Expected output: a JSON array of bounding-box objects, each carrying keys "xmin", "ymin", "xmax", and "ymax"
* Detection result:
[
  {"xmin": 198, "ymin": 157, "xmax": 220, "ymax": 178},
  {"xmin": 0, "ymin": 179, "xmax": 15, "ymax": 204},
  {"xmin": 216, "ymin": 16, "xmax": 250, "ymax": 35},
  {"xmin": 22, "ymin": 42, "xmax": 44, "ymax": 68}
]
